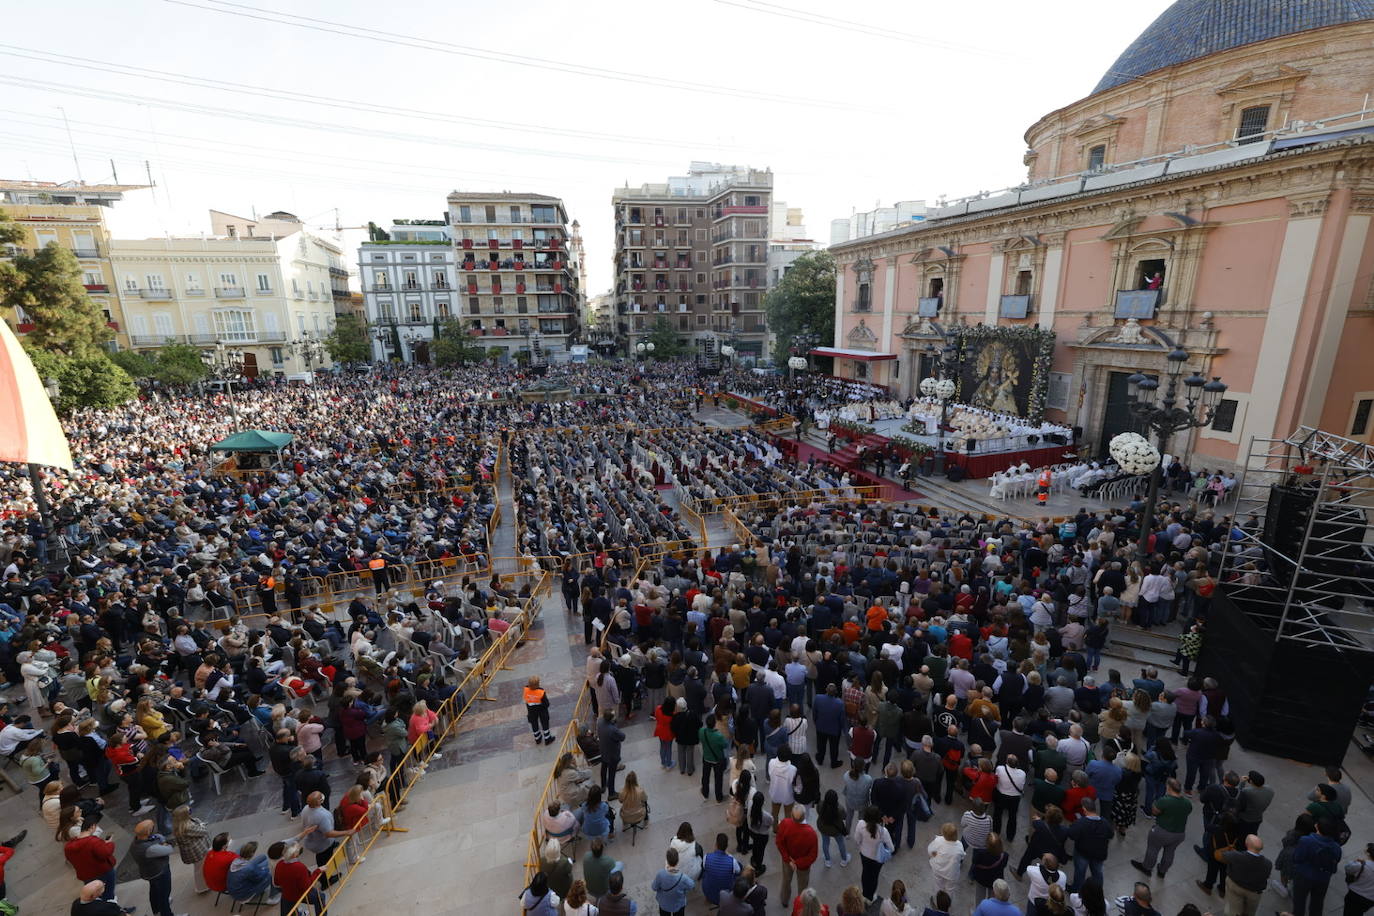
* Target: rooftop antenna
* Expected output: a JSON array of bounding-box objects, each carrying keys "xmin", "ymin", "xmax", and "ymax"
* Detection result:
[{"xmin": 57, "ymin": 107, "xmax": 83, "ymax": 183}]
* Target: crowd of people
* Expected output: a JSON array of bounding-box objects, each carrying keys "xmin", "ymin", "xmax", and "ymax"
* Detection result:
[
  {"xmin": 0, "ymin": 357, "xmax": 1355, "ymax": 916},
  {"xmin": 527, "ymin": 495, "xmax": 1363, "ymax": 916},
  {"xmin": 0, "ymin": 363, "xmax": 710, "ymax": 914}
]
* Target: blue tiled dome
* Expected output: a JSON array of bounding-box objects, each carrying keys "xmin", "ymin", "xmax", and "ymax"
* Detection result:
[{"xmin": 1094, "ymin": 0, "xmax": 1374, "ymax": 93}]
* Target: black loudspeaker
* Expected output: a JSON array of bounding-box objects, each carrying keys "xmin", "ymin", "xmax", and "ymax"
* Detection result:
[
  {"xmin": 1200, "ymin": 588, "xmax": 1374, "ymax": 764},
  {"xmin": 965, "ymin": 438, "xmax": 977, "ymax": 453},
  {"xmin": 1072, "ymin": 426, "xmax": 1083, "ymax": 443},
  {"xmin": 1261, "ymin": 485, "xmax": 1368, "ymax": 608}
]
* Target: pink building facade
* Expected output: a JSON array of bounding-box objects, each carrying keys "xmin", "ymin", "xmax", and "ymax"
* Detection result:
[{"xmin": 828, "ymin": 4, "xmax": 1374, "ymax": 467}]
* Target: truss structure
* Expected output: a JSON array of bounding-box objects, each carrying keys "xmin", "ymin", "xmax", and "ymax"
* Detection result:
[{"xmin": 1220, "ymin": 426, "xmax": 1374, "ymax": 652}]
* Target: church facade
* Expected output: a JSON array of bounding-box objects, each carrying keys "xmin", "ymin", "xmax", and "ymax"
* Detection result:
[{"xmin": 827, "ymin": 2, "xmax": 1374, "ymax": 466}]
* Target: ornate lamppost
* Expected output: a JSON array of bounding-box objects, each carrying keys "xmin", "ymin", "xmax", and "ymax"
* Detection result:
[
  {"xmin": 920, "ymin": 339, "xmax": 960, "ymax": 475},
  {"xmin": 201, "ymin": 342, "xmax": 244, "ymax": 429},
  {"xmin": 789, "ymin": 327, "xmax": 819, "ymax": 381},
  {"xmin": 1117, "ymin": 346, "xmax": 1227, "ymax": 564},
  {"xmin": 289, "ymin": 333, "xmax": 325, "ymax": 372}
]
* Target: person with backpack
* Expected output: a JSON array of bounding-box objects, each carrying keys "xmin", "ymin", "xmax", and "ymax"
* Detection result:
[
  {"xmin": 1290, "ymin": 819, "xmax": 1343, "ymax": 916},
  {"xmin": 933, "ymin": 724, "xmax": 965, "ymax": 805}
]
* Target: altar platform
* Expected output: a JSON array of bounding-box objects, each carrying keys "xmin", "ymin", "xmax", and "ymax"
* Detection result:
[{"xmin": 866, "ymin": 416, "xmax": 1077, "ymax": 478}]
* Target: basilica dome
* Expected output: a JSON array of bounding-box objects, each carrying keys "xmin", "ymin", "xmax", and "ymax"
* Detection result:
[{"xmin": 1093, "ymin": 0, "xmax": 1374, "ymax": 93}]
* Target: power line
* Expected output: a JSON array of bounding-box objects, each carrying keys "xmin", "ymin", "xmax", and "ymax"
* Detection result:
[
  {"xmin": 0, "ymin": 45, "xmax": 745, "ymax": 154},
  {"xmin": 0, "ymin": 74, "xmax": 683, "ymax": 169},
  {"xmin": 164, "ymin": 0, "xmax": 869, "ymax": 112},
  {"xmin": 1, "ymin": 111, "xmax": 623, "ymax": 195}
]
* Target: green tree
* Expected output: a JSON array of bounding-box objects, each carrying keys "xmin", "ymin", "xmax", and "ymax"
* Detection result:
[
  {"xmin": 764, "ymin": 250, "xmax": 836, "ymax": 365},
  {"xmin": 644, "ymin": 316, "xmax": 687, "ymax": 359},
  {"xmin": 431, "ymin": 318, "xmax": 484, "ymax": 366},
  {"xmin": 110, "ymin": 349, "xmax": 156, "ymax": 379},
  {"xmin": 151, "ymin": 343, "xmax": 210, "ymax": 386},
  {"xmin": 325, "ymin": 313, "xmax": 371, "ymax": 364},
  {"xmin": 0, "ymin": 208, "xmax": 135, "ymax": 411},
  {"xmin": 26, "ymin": 347, "xmax": 137, "ymax": 412},
  {"xmin": 0, "ymin": 224, "xmax": 113, "ymax": 358}
]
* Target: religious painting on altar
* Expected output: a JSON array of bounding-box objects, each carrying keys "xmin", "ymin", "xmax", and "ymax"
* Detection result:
[{"xmin": 951, "ymin": 326, "xmax": 1056, "ymax": 422}]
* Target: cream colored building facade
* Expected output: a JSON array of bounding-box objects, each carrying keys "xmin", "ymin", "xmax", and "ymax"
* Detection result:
[
  {"xmin": 0, "ymin": 179, "xmax": 147, "ymax": 350},
  {"xmin": 111, "ymin": 230, "xmax": 339, "ymax": 377}
]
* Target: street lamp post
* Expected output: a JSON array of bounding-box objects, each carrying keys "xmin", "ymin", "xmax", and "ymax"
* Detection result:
[
  {"xmin": 289, "ymin": 333, "xmax": 325, "ymax": 372},
  {"xmin": 1126, "ymin": 347, "xmax": 1227, "ymax": 564},
  {"xmin": 921, "ymin": 340, "xmax": 960, "ymax": 475},
  {"xmin": 201, "ymin": 342, "xmax": 244, "ymax": 429},
  {"xmin": 789, "ymin": 327, "xmax": 819, "ymax": 381}
]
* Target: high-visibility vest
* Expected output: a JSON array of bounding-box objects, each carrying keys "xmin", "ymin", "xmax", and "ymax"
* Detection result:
[
  {"xmin": 368, "ymin": 557, "xmax": 385, "ymax": 571},
  {"xmin": 523, "ymin": 687, "xmax": 546, "ymax": 707}
]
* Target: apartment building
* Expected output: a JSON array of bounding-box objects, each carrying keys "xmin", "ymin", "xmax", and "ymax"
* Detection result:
[
  {"xmin": 446, "ymin": 192, "xmax": 580, "ymax": 357},
  {"xmin": 358, "ymin": 220, "xmax": 456, "ymax": 364},
  {"xmin": 612, "ymin": 163, "xmax": 773, "ymax": 359},
  {"xmin": 0, "ymin": 179, "xmax": 148, "ymax": 349},
  {"xmin": 829, "ymin": 200, "xmax": 927, "ymax": 245},
  {"xmin": 111, "ymin": 222, "xmax": 339, "ymax": 377}
]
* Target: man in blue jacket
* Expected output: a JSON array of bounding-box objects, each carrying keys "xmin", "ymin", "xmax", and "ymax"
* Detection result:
[
  {"xmin": 812, "ymin": 684, "xmax": 846, "ymax": 768},
  {"xmin": 1290, "ymin": 819, "xmax": 1342, "ymax": 916}
]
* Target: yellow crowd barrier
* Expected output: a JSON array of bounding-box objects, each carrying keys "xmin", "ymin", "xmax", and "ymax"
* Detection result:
[
  {"xmin": 287, "ymin": 569, "xmax": 552, "ymax": 915},
  {"xmin": 522, "ymin": 557, "xmax": 645, "ymax": 900}
]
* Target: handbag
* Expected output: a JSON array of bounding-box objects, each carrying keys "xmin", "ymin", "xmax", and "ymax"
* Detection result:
[
  {"xmin": 726, "ymin": 796, "xmax": 744, "ymax": 827},
  {"xmin": 876, "ymin": 838, "xmax": 894, "ymax": 864}
]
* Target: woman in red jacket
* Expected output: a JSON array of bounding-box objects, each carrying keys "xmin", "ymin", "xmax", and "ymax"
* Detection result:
[
  {"xmin": 63, "ymin": 820, "xmax": 120, "ymax": 902},
  {"xmin": 271, "ymin": 840, "xmax": 326, "ymax": 914},
  {"xmin": 338, "ymin": 784, "xmax": 371, "ymax": 831},
  {"xmin": 962, "ymin": 758, "xmax": 998, "ymax": 804},
  {"xmin": 653, "ymin": 697, "xmax": 676, "ymax": 770}
]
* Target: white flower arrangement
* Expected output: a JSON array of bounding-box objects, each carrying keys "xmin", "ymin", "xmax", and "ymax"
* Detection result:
[
  {"xmin": 787, "ymin": 356, "xmax": 808, "ymax": 370},
  {"xmin": 1109, "ymin": 431, "xmax": 1161, "ymax": 475}
]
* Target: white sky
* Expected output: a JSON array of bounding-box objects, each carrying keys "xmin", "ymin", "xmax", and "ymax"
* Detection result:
[{"xmin": 1, "ymin": 0, "xmax": 1172, "ymax": 292}]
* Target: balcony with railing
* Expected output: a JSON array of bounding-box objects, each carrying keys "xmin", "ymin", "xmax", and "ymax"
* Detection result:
[
  {"xmin": 131, "ymin": 334, "xmax": 183, "ymax": 347},
  {"xmin": 83, "ymin": 283, "xmax": 109, "ymax": 293},
  {"xmin": 713, "ymin": 204, "xmax": 768, "ymax": 218},
  {"xmin": 215, "ymin": 287, "xmax": 246, "ymax": 299},
  {"xmin": 1113, "ymin": 287, "xmax": 1162, "ymax": 319},
  {"xmin": 998, "ymin": 294, "xmax": 1033, "ymax": 318},
  {"xmin": 140, "ymin": 288, "xmax": 173, "ymax": 299},
  {"xmin": 184, "ymin": 288, "xmax": 206, "ymax": 297},
  {"xmin": 72, "ymin": 248, "xmax": 100, "ymax": 259}
]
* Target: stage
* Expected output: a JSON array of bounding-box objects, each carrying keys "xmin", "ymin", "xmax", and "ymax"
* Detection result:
[{"xmin": 866, "ymin": 417, "xmax": 1075, "ymax": 478}]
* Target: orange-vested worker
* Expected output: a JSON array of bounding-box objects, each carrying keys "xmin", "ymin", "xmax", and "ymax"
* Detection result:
[
  {"xmin": 524, "ymin": 676, "xmax": 553, "ymax": 746},
  {"xmin": 368, "ymin": 552, "xmax": 389, "ymax": 595},
  {"xmin": 1037, "ymin": 468, "xmax": 1052, "ymax": 505}
]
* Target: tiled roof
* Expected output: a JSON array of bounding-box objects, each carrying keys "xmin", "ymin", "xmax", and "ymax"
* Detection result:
[{"xmin": 1094, "ymin": 0, "xmax": 1374, "ymax": 92}]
